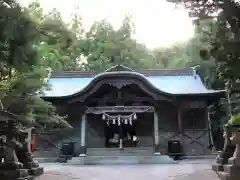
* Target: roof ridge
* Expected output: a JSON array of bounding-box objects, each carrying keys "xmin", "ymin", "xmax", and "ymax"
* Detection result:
[
  {"xmin": 52, "ymin": 67, "xmax": 193, "ymax": 73},
  {"xmin": 50, "ymin": 69, "xmax": 194, "ymax": 78}
]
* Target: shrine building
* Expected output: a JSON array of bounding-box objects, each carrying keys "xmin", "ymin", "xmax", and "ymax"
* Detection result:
[{"xmin": 41, "ymin": 65, "xmax": 226, "ymax": 156}]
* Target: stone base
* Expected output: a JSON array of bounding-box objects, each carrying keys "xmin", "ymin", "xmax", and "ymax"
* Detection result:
[
  {"xmin": 0, "ymin": 162, "xmax": 23, "ymax": 170},
  {"xmin": 212, "ymin": 164, "xmax": 224, "ymax": 172},
  {"xmin": 218, "ymin": 171, "xmax": 240, "ymax": 180},
  {"xmin": 28, "ymin": 167, "xmax": 44, "ymax": 176},
  {"xmin": 223, "ymin": 165, "xmax": 240, "ymax": 175},
  {"xmin": 26, "ymin": 161, "xmax": 40, "ymax": 168},
  {"xmin": 0, "ymin": 169, "xmax": 29, "ymax": 179},
  {"xmin": 79, "ymin": 146, "xmax": 87, "ymax": 155},
  {"xmin": 217, "ymin": 158, "xmax": 228, "ymax": 165},
  {"xmin": 154, "ymin": 144, "xmax": 161, "ymax": 153},
  {"xmin": 1, "ymin": 176, "xmax": 34, "ymax": 180},
  {"xmin": 57, "ymin": 155, "xmax": 68, "ymax": 163},
  {"xmin": 216, "ymin": 165, "xmax": 240, "ymax": 180}
]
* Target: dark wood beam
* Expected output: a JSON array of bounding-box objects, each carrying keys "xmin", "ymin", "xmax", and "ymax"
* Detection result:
[
  {"xmin": 83, "ymin": 97, "xmax": 157, "ymax": 106},
  {"xmin": 85, "ymin": 106, "xmax": 154, "ymax": 114}
]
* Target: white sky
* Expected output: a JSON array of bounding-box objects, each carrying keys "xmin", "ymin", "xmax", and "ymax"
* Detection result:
[{"xmin": 19, "ymin": 0, "xmax": 194, "ymax": 49}]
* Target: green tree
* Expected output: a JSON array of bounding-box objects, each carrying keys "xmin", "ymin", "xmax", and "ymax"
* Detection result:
[
  {"xmin": 167, "ymin": 0, "xmax": 240, "ymax": 112},
  {"xmin": 0, "ymin": 0, "xmax": 71, "ymax": 128},
  {"xmin": 26, "ymin": 1, "xmax": 84, "ymax": 71},
  {"xmin": 82, "ymin": 16, "xmax": 155, "ymax": 71},
  {"xmin": 168, "ymin": 0, "xmax": 240, "ymax": 149},
  {"xmin": 153, "ymin": 43, "xmax": 190, "ymax": 68}
]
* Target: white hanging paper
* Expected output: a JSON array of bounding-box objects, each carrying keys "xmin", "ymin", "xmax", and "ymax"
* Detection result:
[
  {"xmin": 133, "ymin": 113, "xmax": 137, "ymax": 119},
  {"xmin": 133, "ymin": 136, "xmax": 137, "ymax": 141},
  {"xmin": 118, "ymin": 119, "xmax": 121, "ymax": 126},
  {"xmin": 124, "ymin": 119, "xmax": 128, "ymax": 124},
  {"xmin": 113, "ymin": 119, "xmax": 116, "ymax": 124}
]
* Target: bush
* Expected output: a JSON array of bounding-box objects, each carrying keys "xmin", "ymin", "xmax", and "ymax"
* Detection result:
[{"xmin": 229, "ymin": 115, "xmax": 240, "ymax": 126}]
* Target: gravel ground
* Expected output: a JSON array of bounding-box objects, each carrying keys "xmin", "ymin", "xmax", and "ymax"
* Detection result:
[{"xmin": 36, "ymin": 160, "xmax": 219, "ymax": 180}]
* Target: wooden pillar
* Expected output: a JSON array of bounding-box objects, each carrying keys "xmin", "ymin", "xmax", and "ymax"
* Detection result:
[
  {"xmin": 81, "ymin": 113, "xmax": 86, "ymax": 147},
  {"xmin": 154, "ymin": 110, "xmax": 159, "ymax": 146},
  {"xmin": 27, "ymin": 128, "xmax": 32, "ymax": 152},
  {"xmin": 206, "ymin": 108, "xmax": 215, "ymax": 152},
  {"xmin": 79, "ymin": 112, "xmax": 86, "ymax": 156},
  {"xmin": 177, "ymin": 108, "xmax": 183, "ymax": 132},
  {"xmin": 119, "ymin": 123, "xmax": 123, "ymax": 149},
  {"xmin": 154, "ymin": 109, "xmax": 161, "ymax": 155}
]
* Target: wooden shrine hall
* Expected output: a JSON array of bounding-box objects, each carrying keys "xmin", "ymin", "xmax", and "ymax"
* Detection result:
[{"xmin": 41, "ymin": 65, "xmax": 226, "ymax": 156}]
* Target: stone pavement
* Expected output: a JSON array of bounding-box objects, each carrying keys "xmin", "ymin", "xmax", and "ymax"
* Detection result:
[{"xmin": 36, "ymin": 159, "xmax": 219, "ymax": 180}]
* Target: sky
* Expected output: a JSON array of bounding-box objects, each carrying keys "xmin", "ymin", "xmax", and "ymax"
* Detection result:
[{"xmin": 19, "ymin": 0, "xmax": 194, "ymax": 49}]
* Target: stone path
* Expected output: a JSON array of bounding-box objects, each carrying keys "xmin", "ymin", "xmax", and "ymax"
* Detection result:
[{"xmin": 37, "ymin": 160, "xmax": 219, "ymax": 180}]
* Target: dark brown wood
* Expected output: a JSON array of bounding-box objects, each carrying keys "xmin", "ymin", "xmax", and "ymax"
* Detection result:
[
  {"xmin": 87, "ymin": 97, "xmax": 157, "ymax": 106},
  {"xmin": 85, "ymin": 106, "xmax": 154, "ymax": 114},
  {"xmin": 157, "ymin": 129, "xmax": 211, "ymax": 155},
  {"xmin": 177, "ymin": 108, "xmax": 183, "ymax": 132},
  {"xmin": 180, "ymin": 100, "xmax": 206, "ymax": 110},
  {"xmin": 67, "ymin": 79, "xmax": 173, "ymax": 104}
]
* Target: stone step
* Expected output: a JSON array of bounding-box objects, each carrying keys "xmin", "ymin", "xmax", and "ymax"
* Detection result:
[
  {"xmin": 34, "ymin": 157, "xmax": 58, "ymax": 163},
  {"xmin": 87, "ymin": 153, "xmax": 153, "ymax": 156},
  {"xmin": 183, "ymin": 155, "xmax": 216, "ymax": 160},
  {"xmin": 88, "ymin": 147, "xmax": 153, "ymax": 150},
  {"xmin": 223, "ymin": 164, "xmax": 240, "ymax": 175},
  {"xmin": 33, "ymin": 150, "xmax": 59, "ymax": 158},
  {"xmin": 67, "ymin": 155, "xmax": 177, "ymax": 165},
  {"xmin": 87, "ymin": 147, "xmax": 153, "ymax": 151},
  {"xmin": 1, "ymin": 176, "xmax": 34, "ymax": 180},
  {"xmin": 87, "ymin": 147, "xmax": 154, "ymax": 156},
  {"xmin": 217, "ymin": 171, "xmax": 230, "ymax": 180}
]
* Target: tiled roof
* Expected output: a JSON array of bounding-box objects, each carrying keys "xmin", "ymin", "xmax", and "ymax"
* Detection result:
[{"xmin": 43, "ymin": 65, "xmax": 225, "ymax": 97}]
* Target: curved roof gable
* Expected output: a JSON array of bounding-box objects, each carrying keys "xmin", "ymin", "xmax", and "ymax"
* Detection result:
[{"xmin": 43, "ymin": 65, "xmax": 225, "ymax": 97}]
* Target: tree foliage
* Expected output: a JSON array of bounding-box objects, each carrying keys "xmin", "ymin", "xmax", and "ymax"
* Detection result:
[
  {"xmin": 24, "ymin": 1, "xmax": 212, "ymax": 73},
  {"xmin": 3, "ymin": 0, "xmax": 232, "ymax": 132},
  {"xmin": 0, "ymin": 0, "xmax": 71, "ymax": 128},
  {"xmin": 167, "ymin": 0, "xmax": 240, "ymax": 139},
  {"xmin": 26, "ymin": 1, "xmax": 84, "ymax": 71},
  {"xmin": 167, "ymin": 0, "xmax": 240, "ymax": 103},
  {"xmin": 81, "ymin": 16, "xmax": 155, "ymax": 71}
]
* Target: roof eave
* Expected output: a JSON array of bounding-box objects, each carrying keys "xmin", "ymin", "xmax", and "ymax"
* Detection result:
[
  {"xmin": 41, "ymin": 90, "xmax": 227, "ymax": 100},
  {"xmin": 174, "ymin": 90, "xmax": 226, "ymax": 97}
]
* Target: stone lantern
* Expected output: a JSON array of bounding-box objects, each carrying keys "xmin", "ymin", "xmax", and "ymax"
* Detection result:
[{"xmin": 213, "ymin": 116, "xmax": 240, "ymax": 180}]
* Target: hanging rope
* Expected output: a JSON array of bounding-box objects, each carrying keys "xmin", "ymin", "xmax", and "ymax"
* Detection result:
[
  {"xmin": 86, "ymin": 106, "xmax": 153, "ymax": 126},
  {"xmin": 86, "ymin": 106, "xmax": 152, "ymax": 115},
  {"xmin": 102, "ymin": 112, "xmax": 136, "ymax": 126},
  {"xmin": 102, "ymin": 112, "xmax": 137, "ymax": 120}
]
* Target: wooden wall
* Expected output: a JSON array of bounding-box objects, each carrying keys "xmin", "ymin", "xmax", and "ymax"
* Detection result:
[{"xmin": 36, "ymin": 98, "xmax": 211, "ymax": 156}]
